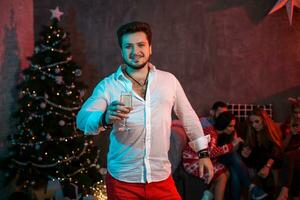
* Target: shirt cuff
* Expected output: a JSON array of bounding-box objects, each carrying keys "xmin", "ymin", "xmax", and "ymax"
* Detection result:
[{"xmin": 188, "ymin": 135, "xmax": 211, "ymax": 152}]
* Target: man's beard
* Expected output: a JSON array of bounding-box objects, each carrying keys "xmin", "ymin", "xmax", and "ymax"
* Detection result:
[{"xmin": 123, "ymin": 56, "xmax": 150, "ymax": 70}]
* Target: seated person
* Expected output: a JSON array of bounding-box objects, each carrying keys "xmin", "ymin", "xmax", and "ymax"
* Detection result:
[
  {"xmin": 241, "ymin": 108, "xmax": 284, "ymax": 197},
  {"xmin": 182, "ymin": 110, "xmax": 267, "ymax": 200},
  {"xmin": 183, "ymin": 101, "xmax": 229, "ymax": 200},
  {"xmin": 215, "ymin": 111, "xmax": 267, "ymax": 200},
  {"xmin": 277, "ymin": 97, "xmax": 300, "ymax": 200},
  {"xmin": 170, "ymin": 120, "xmax": 209, "ymax": 200}
]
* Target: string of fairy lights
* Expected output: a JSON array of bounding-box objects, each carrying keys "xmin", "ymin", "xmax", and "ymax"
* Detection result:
[
  {"xmin": 44, "ymin": 25, "xmax": 66, "ymax": 46},
  {"xmin": 92, "ymin": 181, "xmax": 108, "ymax": 200},
  {"xmin": 12, "ymin": 142, "xmax": 88, "ymax": 168},
  {"xmin": 31, "ymin": 56, "xmax": 72, "ymax": 70},
  {"xmin": 26, "ymin": 90, "xmax": 81, "ymax": 111},
  {"xmin": 14, "ymin": 88, "xmax": 81, "ymax": 146}
]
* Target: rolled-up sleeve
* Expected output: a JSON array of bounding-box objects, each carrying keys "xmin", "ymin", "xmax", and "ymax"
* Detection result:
[
  {"xmin": 188, "ymin": 135, "xmax": 211, "ymax": 152},
  {"xmin": 173, "ymin": 76, "xmax": 210, "ymax": 151}
]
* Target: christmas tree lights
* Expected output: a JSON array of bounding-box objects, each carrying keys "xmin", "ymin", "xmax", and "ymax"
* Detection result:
[{"xmin": 1, "ymin": 7, "xmax": 105, "ymax": 199}]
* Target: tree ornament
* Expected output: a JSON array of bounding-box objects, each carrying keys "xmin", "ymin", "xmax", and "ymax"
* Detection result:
[
  {"xmin": 19, "ymin": 91, "xmax": 25, "ymax": 99},
  {"xmin": 45, "ymin": 57, "xmax": 52, "ymax": 63},
  {"xmin": 67, "ymin": 56, "xmax": 72, "ymax": 61},
  {"xmin": 46, "ymin": 134, "xmax": 52, "ymax": 140},
  {"xmin": 40, "ymin": 102, "xmax": 47, "ymax": 109},
  {"xmin": 35, "ymin": 144, "xmax": 40, "ymax": 150},
  {"xmin": 74, "ymin": 69, "xmax": 82, "ymax": 77},
  {"xmin": 79, "ymin": 90, "xmax": 85, "ymax": 98},
  {"xmin": 99, "ymin": 168, "xmax": 107, "ymax": 175},
  {"xmin": 59, "ymin": 120, "xmax": 65, "ymax": 126},
  {"xmin": 55, "ymin": 76, "xmax": 64, "ymax": 84},
  {"xmin": 55, "ymin": 68, "xmax": 61, "ymax": 74},
  {"xmin": 50, "ymin": 6, "xmax": 64, "ymax": 21},
  {"xmin": 35, "ymin": 47, "xmax": 40, "ymax": 53}
]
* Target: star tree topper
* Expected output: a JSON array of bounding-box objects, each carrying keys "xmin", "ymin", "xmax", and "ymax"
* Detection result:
[
  {"xmin": 50, "ymin": 6, "xmax": 64, "ymax": 21},
  {"xmin": 268, "ymin": 0, "xmax": 300, "ymax": 25}
]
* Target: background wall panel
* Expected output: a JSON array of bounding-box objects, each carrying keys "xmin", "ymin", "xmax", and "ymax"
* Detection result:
[{"xmin": 34, "ymin": 0, "xmax": 300, "ymax": 122}]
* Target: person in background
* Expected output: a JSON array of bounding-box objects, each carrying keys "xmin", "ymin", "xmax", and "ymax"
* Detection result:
[
  {"xmin": 76, "ymin": 21, "xmax": 213, "ymax": 200},
  {"xmin": 207, "ymin": 101, "xmax": 229, "ymax": 124},
  {"xmin": 241, "ymin": 107, "xmax": 284, "ymax": 197},
  {"xmin": 182, "ymin": 113, "xmax": 230, "ymax": 200},
  {"xmin": 215, "ymin": 111, "xmax": 267, "ymax": 200},
  {"xmin": 183, "ymin": 101, "xmax": 228, "ymax": 200},
  {"xmin": 276, "ymin": 97, "xmax": 300, "ymax": 200}
]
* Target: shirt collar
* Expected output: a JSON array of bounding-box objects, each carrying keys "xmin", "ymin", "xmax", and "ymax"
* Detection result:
[{"xmin": 114, "ymin": 63, "xmax": 156, "ymax": 81}]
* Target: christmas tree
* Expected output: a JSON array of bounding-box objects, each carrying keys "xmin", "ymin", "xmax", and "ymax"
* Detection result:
[{"xmin": 2, "ymin": 7, "xmax": 106, "ymax": 199}]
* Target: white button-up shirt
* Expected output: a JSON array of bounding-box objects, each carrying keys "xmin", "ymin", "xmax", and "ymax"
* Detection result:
[{"xmin": 76, "ymin": 63, "xmax": 210, "ymax": 183}]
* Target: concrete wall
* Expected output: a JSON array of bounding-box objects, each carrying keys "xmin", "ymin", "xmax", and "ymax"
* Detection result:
[
  {"xmin": 34, "ymin": 0, "xmax": 300, "ymax": 122},
  {"xmin": 0, "ymin": 0, "xmax": 33, "ymax": 155},
  {"xmin": 0, "ymin": 1, "xmax": 34, "ymax": 197}
]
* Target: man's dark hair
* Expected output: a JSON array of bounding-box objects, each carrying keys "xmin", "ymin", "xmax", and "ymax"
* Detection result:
[
  {"xmin": 117, "ymin": 21, "xmax": 152, "ymax": 47},
  {"xmin": 211, "ymin": 101, "xmax": 227, "ymax": 111}
]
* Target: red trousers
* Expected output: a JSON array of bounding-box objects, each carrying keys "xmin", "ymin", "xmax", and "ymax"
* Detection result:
[{"xmin": 106, "ymin": 173, "xmax": 182, "ymax": 200}]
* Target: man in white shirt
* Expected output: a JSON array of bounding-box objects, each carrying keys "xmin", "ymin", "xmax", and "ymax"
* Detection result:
[{"xmin": 76, "ymin": 21, "xmax": 213, "ymax": 200}]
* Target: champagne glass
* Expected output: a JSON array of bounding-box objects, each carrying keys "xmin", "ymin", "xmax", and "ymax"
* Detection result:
[{"xmin": 119, "ymin": 92, "xmax": 132, "ymax": 131}]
